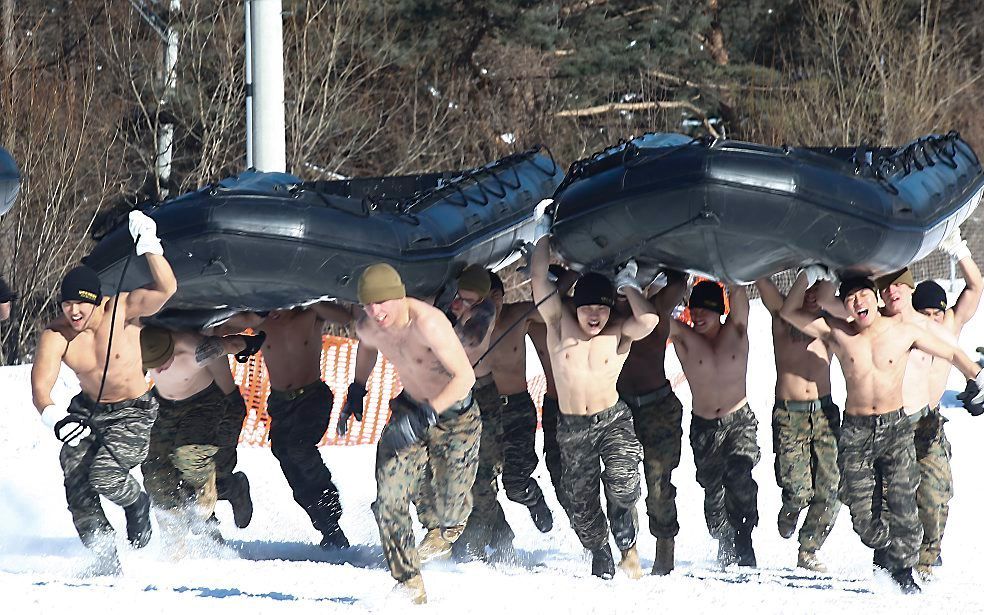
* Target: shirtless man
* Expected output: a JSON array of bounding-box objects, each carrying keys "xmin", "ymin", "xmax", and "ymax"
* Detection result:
[
  {"xmin": 30, "ymin": 211, "xmax": 176, "ymax": 573},
  {"xmin": 891, "ymin": 228, "xmax": 981, "ymax": 578},
  {"xmin": 532, "ymin": 236, "xmax": 658, "ymax": 580},
  {"xmin": 351, "ymin": 263, "xmax": 479, "ymax": 604},
  {"xmin": 528, "ymin": 264, "xmax": 579, "ymax": 520},
  {"xmin": 781, "ymin": 271, "xmax": 984, "ymax": 593},
  {"xmin": 616, "ymin": 270, "xmax": 687, "ymax": 575},
  {"xmin": 257, "ymin": 304, "xmax": 354, "ymax": 549},
  {"xmin": 140, "ymin": 326, "xmax": 263, "ymax": 543},
  {"xmin": 670, "ymin": 280, "xmax": 759, "ymax": 568},
  {"xmin": 756, "ymin": 271, "xmax": 841, "ymax": 572}
]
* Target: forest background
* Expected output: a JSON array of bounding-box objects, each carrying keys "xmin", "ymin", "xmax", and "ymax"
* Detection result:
[{"xmin": 0, "ymin": 0, "xmax": 982, "ymax": 362}]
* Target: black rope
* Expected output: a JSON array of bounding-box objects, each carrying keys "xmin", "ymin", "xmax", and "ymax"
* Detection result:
[
  {"xmin": 471, "ymin": 288, "xmax": 558, "ymax": 369},
  {"xmin": 88, "ymin": 234, "xmax": 140, "ymax": 467}
]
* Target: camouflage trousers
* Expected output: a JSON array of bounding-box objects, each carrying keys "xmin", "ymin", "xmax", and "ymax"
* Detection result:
[
  {"xmin": 690, "ymin": 404, "xmax": 761, "ymax": 539},
  {"xmin": 143, "ymin": 383, "xmax": 227, "ymax": 510},
  {"xmin": 913, "ymin": 405, "xmax": 953, "ymax": 566},
  {"xmin": 772, "ymin": 396, "xmax": 841, "ymax": 553},
  {"xmin": 59, "ymin": 391, "xmax": 158, "ymax": 546},
  {"xmin": 374, "ymin": 394, "xmax": 481, "ymax": 582},
  {"xmin": 501, "ymin": 390, "xmax": 546, "ymax": 509},
  {"xmin": 624, "ymin": 383, "xmax": 684, "ymax": 539},
  {"xmin": 215, "ymin": 389, "xmax": 249, "ymax": 503},
  {"xmin": 267, "ymin": 381, "xmax": 342, "ymax": 536},
  {"xmin": 451, "ymin": 379, "xmax": 514, "ymax": 554},
  {"xmin": 838, "ymin": 408, "xmax": 921, "ymax": 570},
  {"xmin": 541, "ymin": 395, "xmax": 572, "ymax": 518},
  {"xmin": 557, "ymin": 400, "xmax": 643, "ymax": 551}
]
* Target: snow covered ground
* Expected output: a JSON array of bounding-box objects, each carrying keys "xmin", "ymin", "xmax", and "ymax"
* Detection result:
[{"xmin": 4, "ymin": 298, "xmax": 984, "ymax": 614}]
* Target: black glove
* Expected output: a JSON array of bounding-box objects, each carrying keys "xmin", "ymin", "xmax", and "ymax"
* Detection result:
[
  {"xmin": 957, "ymin": 379, "xmax": 984, "ymax": 416},
  {"xmin": 380, "ymin": 396, "xmax": 438, "ymax": 451},
  {"xmin": 53, "ymin": 414, "xmax": 92, "ymax": 445},
  {"xmin": 235, "ymin": 331, "xmax": 266, "ymax": 363},
  {"xmin": 337, "ymin": 382, "xmax": 367, "ymax": 436}
]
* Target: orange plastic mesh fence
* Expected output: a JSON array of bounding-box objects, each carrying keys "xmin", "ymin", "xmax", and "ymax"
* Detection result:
[{"xmin": 231, "ymin": 335, "xmax": 549, "ymax": 447}]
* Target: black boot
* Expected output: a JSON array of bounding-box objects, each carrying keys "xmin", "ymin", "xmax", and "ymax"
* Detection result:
[
  {"xmin": 591, "ymin": 545, "xmax": 616, "ymax": 580},
  {"xmin": 228, "ymin": 472, "xmax": 253, "ymax": 529},
  {"xmin": 873, "ymin": 548, "xmax": 891, "ymax": 572},
  {"xmin": 891, "ymin": 567, "xmax": 922, "ymax": 594},
  {"xmin": 320, "ymin": 525, "xmax": 350, "ymax": 550},
  {"xmin": 734, "ymin": 528, "xmax": 756, "ymax": 567},
  {"xmin": 124, "ymin": 491, "xmax": 152, "ymax": 549},
  {"xmin": 717, "ymin": 531, "xmax": 738, "ymax": 569},
  {"xmin": 528, "ymin": 497, "xmax": 553, "ymax": 533}
]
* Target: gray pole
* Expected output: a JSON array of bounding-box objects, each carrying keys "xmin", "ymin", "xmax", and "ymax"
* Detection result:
[
  {"xmin": 155, "ymin": 0, "xmax": 180, "ymax": 200},
  {"xmin": 244, "ymin": 0, "xmax": 254, "ymax": 169},
  {"xmin": 247, "ymin": 0, "xmax": 287, "ymax": 172}
]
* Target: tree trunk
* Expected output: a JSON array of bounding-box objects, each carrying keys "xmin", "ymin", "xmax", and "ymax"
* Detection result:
[{"xmin": 706, "ymin": 0, "xmax": 729, "ymax": 66}]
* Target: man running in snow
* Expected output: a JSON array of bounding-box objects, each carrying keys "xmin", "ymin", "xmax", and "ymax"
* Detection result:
[
  {"xmin": 671, "ymin": 281, "xmax": 760, "ymax": 569},
  {"xmin": 31, "ymin": 211, "xmax": 176, "ymax": 574},
  {"xmin": 616, "ymin": 270, "xmax": 687, "ymax": 575},
  {"xmin": 781, "ymin": 270, "xmax": 984, "ymax": 593},
  {"xmin": 140, "ymin": 326, "xmax": 263, "ymax": 546},
  {"xmin": 531, "ymin": 236, "xmax": 658, "ymax": 580},
  {"xmin": 352, "ymin": 263, "xmax": 480, "ymax": 604},
  {"xmin": 756, "ymin": 271, "xmax": 841, "ymax": 572}
]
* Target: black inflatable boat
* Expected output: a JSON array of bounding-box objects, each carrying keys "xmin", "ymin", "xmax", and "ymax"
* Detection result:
[
  {"xmin": 550, "ymin": 132, "xmax": 984, "ymax": 283},
  {"xmin": 85, "ymin": 146, "xmax": 561, "ymax": 319},
  {"xmin": 0, "ymin": 146, "xmax": 18, "ymax": 216}
]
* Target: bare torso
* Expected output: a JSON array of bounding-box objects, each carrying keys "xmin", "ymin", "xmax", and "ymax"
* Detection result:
[
  {"xmin": 53, "ymin": 295, "xmax": 149, "ymax": 403},
  {"xmin": 826, "ymin": 315, "xmax": 921, "ymax": 416},
  {"xmin": 893, "ymin": 309, "xmax": 956, "ymax": 413},
  {"xmin": 150, "ymin": 332, "xmax": 216, "ymax": 400},
  {"xmin": 771, "ymin": 316, "xmax": 832, "ymax": 401},
  {"xmin": 674, "ymin": 324, "xmax": 749, "ymax": 419},
  {"xmin": 618, "ymin": 313, "xmax": 671, "ymax": 396},
  {"xmin": 481, "ymin": 302, "xmax": 533, "ymax": 396},
  {"xmin": 259, "ymin": 309, "xmax": 325, "ymax": 391},
  {"xmin": 547, "ymin": 310, "xmax": 630, "ymax": 416},
  {"xmin": 357, "ymin": 299, "xmax": 456, "ymax": 404},
  {"xmin": 928, "ymin": 312, "xmax": 965, "ymax": 407}
]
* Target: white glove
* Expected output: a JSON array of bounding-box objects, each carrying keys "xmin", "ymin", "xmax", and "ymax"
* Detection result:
[
  {"xmin": 534, "ymin": 198, "xmax": 553, "ymax": 240},
  {"xmin": 646, "ymin": 271, "xmax": 669, "ymax": 295},
  {"xmin": 801, "ymin": 264, "xmax": 835, "ymax": 287},
  {"xmin": 40, "ymin": 405, "xmax": 90, "ymax": 446},
  {"xmin": 973, "ymin": 369, "xmax": 984, "ymax": 406},
  {"xmin": 614, "ymin": 259, "xmax": 641, "ymax": 295},
  {"xmin": 128, "ymin": 210, "xmax": 163, "ymax": 256},
  {"xmin": 938, "ymin": 227, "xmax": 971, "ymax": 261}
]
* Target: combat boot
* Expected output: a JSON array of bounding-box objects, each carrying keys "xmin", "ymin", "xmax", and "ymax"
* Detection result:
[
  {"xmin": 528, "ymin": 497, "xmax": 554, "ymax": 533},
  {"xmin": 618, "ymin": 545, "xmax": 644, "ymax": 579},
  {"xmin": 797, "ymin": 549, "xmax": 827, "ymax": 573},
  {"xmin": 734, "ymin": 529, "xmax": 756, "ymax": 567},
  {"xmin": 717, "ymin": 532, "xmax": 738, "ymax": 569},
  {"xmin": 417, "ymin": 529, "xmax": 452, "ymax": 563},
  {"xmin": 441, "ymin": 523, "xmax": 465, "ymax": 544},
  {"xmin": 652, "ymin": 537, "xmax": 674, "ymax": 576},
  {"xmin": 195, "ymin": 471, "xmax": 219, "ymax": 519},
  {"xmin": 914, "ymin": 564, "xmax": 935, "ymax": 582},
  {"xmin": 320, "ymin": 525, "xmax": 350, "ymax": 550},
  {"xmin": 591, "ymin": 544, "xmax": 616, "ymax": 580},
  {"xmin": 228, "ymin": 472, "xmax": 253, "ymax": 529},
  {"xmin": 891, "ymin": 567, "xmax": 922, "ymax": 594},
  {"xmin": 397, "ymin": 574, "xmax": 427, "ymax": 604},
  {"xmin": 777, "ymin": 506, "xmax": 800, "ymax": 539},
  {"xmin": 124, "ymin": 491, "xmax": 153, "ymax": 548},
  {"xmin": 872, "ymin": 548, "xmax": 891, "ymax": 572}
]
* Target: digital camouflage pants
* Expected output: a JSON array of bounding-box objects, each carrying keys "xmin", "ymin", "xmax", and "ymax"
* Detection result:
[
  {"xmin": 374, "ymin": 394, "xmax": 481, "ymax": 582},
  {"xmin": 60, "ymin": 391, "xmax": 158, "ymax": 546},
  {"xmin": 838, "ymin": 408, "xmax": 920, "ymax": 571},
  {"xmin": 914, "ymin": 405, "xmax": 952, "ymax": 567},
  {"xmin": 215, "ymin": 389, "xmax": 249, "ymax": 504},
  {"xmin": 267, "ymin": 381, "xmax": 342, "ymax": 536},
  {"xmin": 143, "ymin": 383, "xmax": 226, "ymax": 510},
  {"xmin": 624, "ymin": 384, "xmax": 683, "ymax": 540},
  {"xmin": 690, "ymin": 404, "xmax": 761, "ymax": 539},
  {"xmin": 772, "ymin": 396, "xmax": 841, "ymax": 553},
  {"xmin": 500, "ymin": 390, "xmax": 546, "ymax": 510},
  {"xmin": 541, "ymin": 395, "xmax": 571, "ymax": 519},
  {"xmin": 557, "ymin": 400, "xmax": 643, "ymax": 552}
]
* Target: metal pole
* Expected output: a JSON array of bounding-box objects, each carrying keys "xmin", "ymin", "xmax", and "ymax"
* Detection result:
[
  {"xmin": 244, "ymin": 0, "xmax": 254, "ymax": 169},
  {"xmin": 248, "ymin": 0, "xmax": 286, "ymax": 172}
]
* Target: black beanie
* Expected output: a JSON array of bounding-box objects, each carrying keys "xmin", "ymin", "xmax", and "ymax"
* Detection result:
[
  {"xmin": 573, "ymin": 272, "xmax": 615, "ymax": 308},
  {"xmin": 913, "ymin": 280, "xmax": 948, "ymax": 312},
  {"xmin": 838, "ymin": 276, "xmax": 876, "ymax": 300},
  {"xmin": 61, "ymin": 265, "xmax": 103, "ymax": 305},
  {"xmin": 689, "ymin": 281, "xmax": 725, "ymax": 315}
]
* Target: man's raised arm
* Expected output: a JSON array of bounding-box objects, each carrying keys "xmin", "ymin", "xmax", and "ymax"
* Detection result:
[
  {"xmin": 125, "ymin": 211, "xmax": 177, "ymax": 318},
  {"xmin": 726, "ymin": 285, "xmax": 750, "ymax": 333},
  {"xmin": 941, "ymin": 228, "xmax": 984, "ymax": 328},
  {"xmin": 531, "ymin": 236, "xmax": 562, "ymax": 326},
  {"xmin": 755, "ymin": 277, "xmax": 785, "ymax": 315},
  {"xmin": 780, "ymin": 272, "xmax": 833, "ymax": 339}
]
